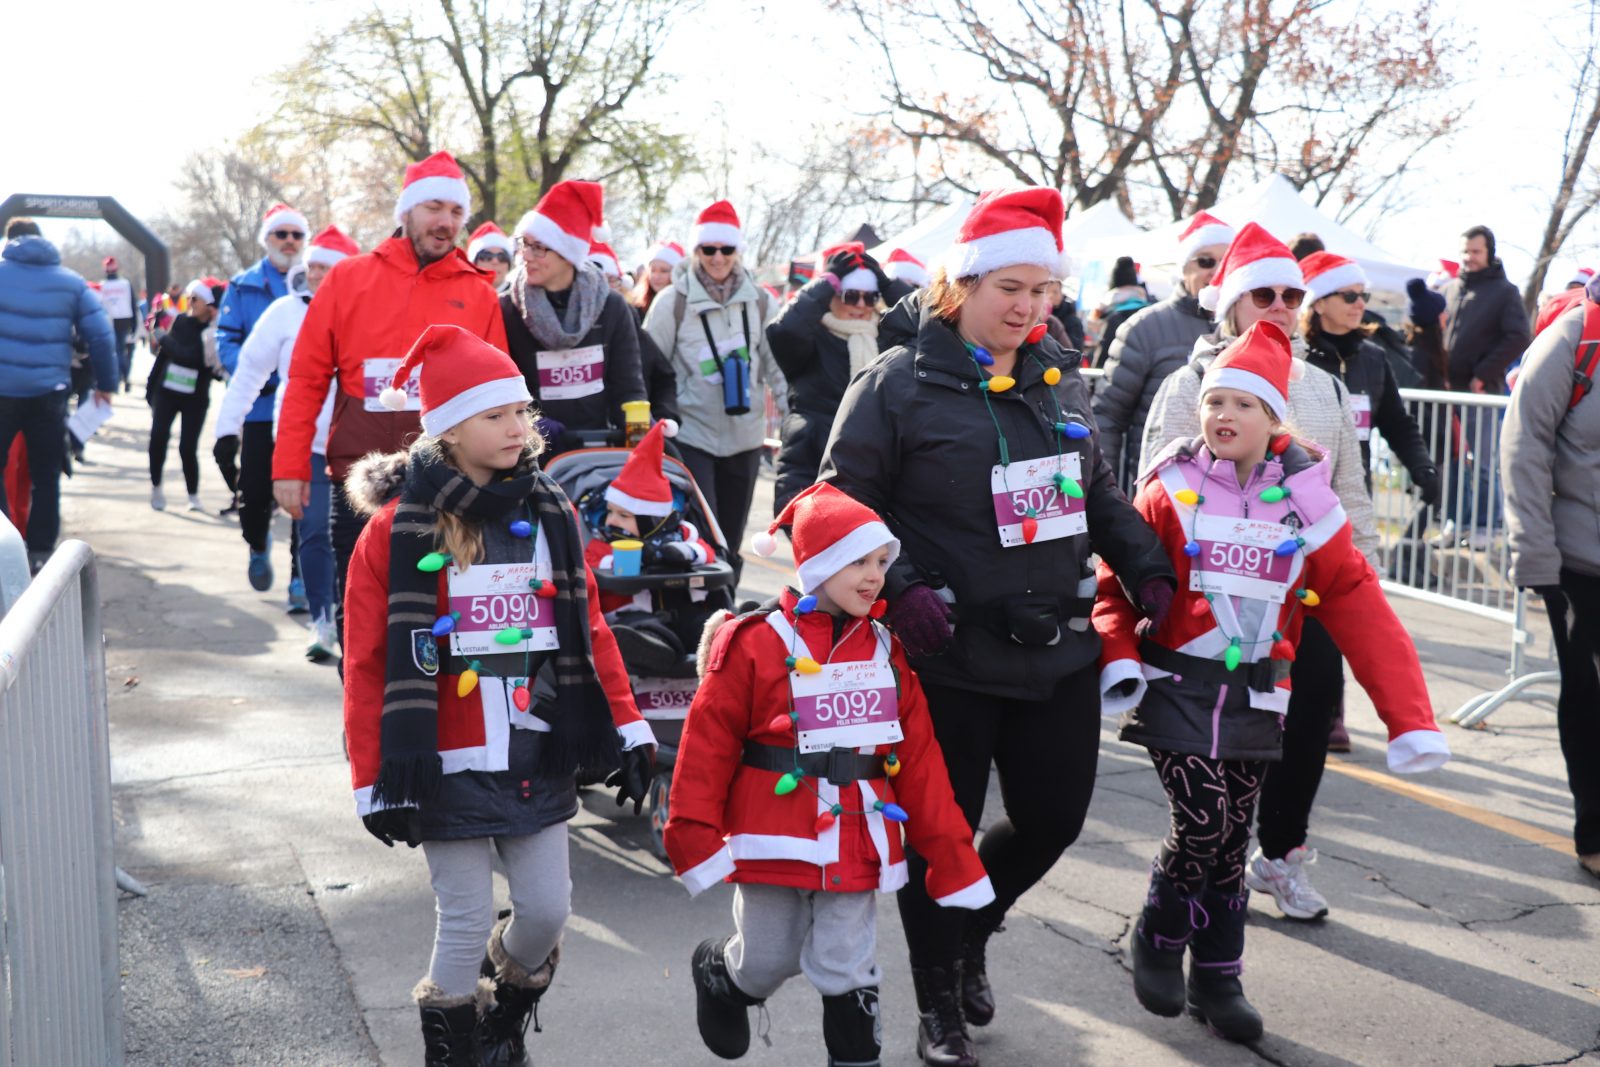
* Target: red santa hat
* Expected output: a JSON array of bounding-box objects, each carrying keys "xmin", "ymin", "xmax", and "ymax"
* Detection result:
[
  {"xmin": 185, "ymin": 278, "xmax": 222, "ymax": 306},
  {"xmin": 1299, "ymin": 251, "xmax": 1369, "ymax": 303},
  {"xmin": 394, "ymin": 151, "xmax": 472, "ymax": 225},
  {"xmin": 604, "ymin": 419, "xmax": 683, "ymax": 515},
  {"xmin": 102, "ymin": 256, "xmax": 119, "ymax": 271},
  {"xmin": 467, "ymin": 222, "xmax": 514, "ymax": 262},
  {"xmin": 753, "ymin": 482, "xmax": 901, "ymax": 595},
  {"xmin": 646, "ymin": 240, "xmax": 686, "ymax": 269},
  {"xmin": 1569, "ymin": 266, "xmax": 1595, "ymax": 287},
  {"xmin": 942, "ymin": 187, "xmax": 1064, "ymax": 280},
  {"xmin": 692, "ymin": 201, "xmax": 744, "ymax": 251},
  {"xmin": 588, "ymin": 241, "xmax": 622, "ymax": 279},
  {"xmin": 305, "ymin": 225, "xmax": 360, "ymax": 268},
  {"xmin": 379, "ymin": 324, "xmax": 531, "ymax": 436},
  {"xmin": 820, "ymin": 242, "xmax": 877, "ymax": 292},
  {"xmin": 883, "ymin": 247, "xmax": 928, "ymax": 287},
  {"xmin": 1427, "ymin": 258, "xmax": 1460, "ymax": 290},
  {"xmin": 514, "ymin": 180, "xmax": 609, "ymax": 268},
  {"xmin": 258, "ymin": 202, "xmax": 309, "ymax": 249},
  {"xmin": 1200, "ymin": 319, "xmax": 1295, "ymax": 422},
  {"xmin": 1177, "ymin": 211, "xmax": 1235, "ymax": 263},
  {"xmin": 1199, "ymin": 223, "xmax": 1305, "ymax": 321}
]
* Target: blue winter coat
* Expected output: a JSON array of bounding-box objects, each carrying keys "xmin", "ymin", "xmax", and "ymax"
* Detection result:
[
  {"xmin": 217, "ymin": 257, "xmax": 289, "ymax": 422},
  {"xmin": 0, "ymin": 237, "xmax": 118, "ymax": 398}
]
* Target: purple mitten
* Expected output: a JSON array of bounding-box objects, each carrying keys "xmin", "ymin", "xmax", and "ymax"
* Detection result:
[
  {"xmin": 886, "ymin": 584, "xmax": 955, "ymax": 658},
  {"xmin": 535, "ymin": 416, "xmax": 566, "ymax": 443},
  {"xmin": 1134, "ymin": 579, "xmax": 1175, "ymax": 638}
]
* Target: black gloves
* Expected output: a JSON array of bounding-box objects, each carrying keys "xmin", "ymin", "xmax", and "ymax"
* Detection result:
[
  {"xmin": 823, "ymin": 248, "xmax": 862, "ymax": 285},
  {"xmin": 1414, "ymin": 469, "xmax": 1441, "ymax": 508},
  {"xmin": 607, "ymin": 744, "xmax": 656, "ymax": 815},
  {"xmin": 642, "ymin": 539, "xmax": 696, "ymax": 571},
  {"xmin": 363, "ymin": 806, "xmax": 423, "ymax": 848},
  {"xmin": 859, "ymin": 250, "xmax": 892, "ymax": 296},
  {"xmin": 213, "ymin": 434, "xmax": 239, "ymax": 468}
]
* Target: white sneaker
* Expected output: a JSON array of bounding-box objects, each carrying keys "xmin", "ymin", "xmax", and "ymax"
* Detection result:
[
  {"xmin": 151, "ymin": 486, "xmax": 166, "ymax": 512},
  {"xmin": 1245, "ymin": 846, "xmax": 1330, "ymax": 920},
  {"xmin": 187, "ymin": 493, "xmax": 204, "ymax": 512},
  {"xmin": 306, "ymin": 617, "xmax": 340, "ymax": 663}
]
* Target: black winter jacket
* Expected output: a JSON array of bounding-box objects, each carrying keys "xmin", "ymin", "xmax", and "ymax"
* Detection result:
[
  {"xmin": 1442, "ymin": 261, "xmax": 1531, "ymax": 392},
  {"xmin": 502, "ymin": 287, "xmax": 646, "ymax": 445},
  {"xmin": 1305, "ymin": 328, "xmax": 1436, "ymax": 494},
  {"xmin": 147, "ymin": 314, "xmax": 217, "ymax": 396},
  {"xmin": 767, "ymin": 278, "xmax": 862, "ymax": 417},
  {"xmin": 819, "ymin": 301, "xmax": 1174, "ymax": 700}
]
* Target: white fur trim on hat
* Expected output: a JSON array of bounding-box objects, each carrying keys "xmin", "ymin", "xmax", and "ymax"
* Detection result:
[
  {"xmin": 515, "ymin": 211, "xmax": 591, "ymax": 268},
  {"xmin": 795, "ymin": 521, "xmax": 901, "ymax": 595},
  {"xmin": 604, "ymin": 483, "xmax": 674, "ymax": 515},
  {"xmin": 840, "ymin": 267, "xmax": 877, "ymax": 292},
  {"xmin": 420, "ymin": 375, "xmax": 532, "ymax": 436},
  {"xmin": 306, "ymin": 245, "xmax": 350, "ymax": 268},
  {"xmin": 1179, "ymin": 224, "xmax": 1235, "ymax": 264},
  {"xmin": 468, "ymin": 232, "xmax": 514, "ymax": 262},
  {"xmin": 692, "ymin": 221, "xmax": 743, "ymax": 251},
  {"xmin": 884, "ymin": 260, "xmax": 929, "ymax": 287},
  {"xmin": 184, "ymin": 279, "xmax": 218, "ymax": 305},
  {"xmin": 395, "ymin": 175, "xmax": 472, "ymax": 224},
  {"xmin": 1200, "ymin": 366, "xmax": 1288, "ymax": 422},
  {"xmin": 1200, "ymin": 255, "xmax": 1304, "ymax": 320},
  {"xmin": 1305, "ymin": 262, "xmax": 1368, "ymax": 303},
  {"xmin": 941, "ymin": 226, "xmax": 1061, "ymax": 280},
  {"xmin": 258, "ymin": 207, "xmax": 309, "ymax": 248}
]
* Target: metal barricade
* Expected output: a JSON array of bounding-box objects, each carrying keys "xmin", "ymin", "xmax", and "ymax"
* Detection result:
[{"xmin": 0, "ymin": 538, "xmax": 122, "ymax": 1067}]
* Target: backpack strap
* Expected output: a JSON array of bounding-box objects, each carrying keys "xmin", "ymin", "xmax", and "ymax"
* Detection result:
[{"xmin": 1572, "ymin": 299, "xmax": 1600, "ymax": 409}]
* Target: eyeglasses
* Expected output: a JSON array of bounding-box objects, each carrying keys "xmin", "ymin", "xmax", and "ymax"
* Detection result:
[
  {"xmin": 1248, "ymin": 286, "xmax": 1306, "ymax": 310},
  {"xmin": 270, "ymin": 230, "xmax": 305, "ymax": 241},
  {"xmin": 476, "ymin": 251, "xmax": 511, "ymax": 264},
  {"xmin": 698, "ymin": 245, "xmax": 737, "ymax": 257},
  {"xmin": 520, "ymin": 239, "xmax": 552, "ymax": 258},
  {"xmin": 1191, "ymin": 255, "xmax": 1217, "ymax": 270},
  {"xmin": 840, "ymin": 289, "xmax": 879, "ymax": 307},
  {"xmin": 1332, "ymin": 289, "xmax": 1371, "ymax": 305}
]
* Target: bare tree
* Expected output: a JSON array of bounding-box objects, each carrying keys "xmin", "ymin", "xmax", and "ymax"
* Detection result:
[{"xmin": 1525, "ymin": 1, "xmax": 1600, "ymax": 312}]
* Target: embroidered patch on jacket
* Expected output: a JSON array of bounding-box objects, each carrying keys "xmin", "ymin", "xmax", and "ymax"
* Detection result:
[{"xmin": 411, "ymin": 629, "xmax": 440, "ymax": 676}]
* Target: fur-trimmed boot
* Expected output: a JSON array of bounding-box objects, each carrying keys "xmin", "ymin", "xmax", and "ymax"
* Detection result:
[
  {"xmin": 1186, "ymin": 888, "xmax": 1264, "ymax": 1043},
  {"xmin": 959, "ymin": 914, "xmax": 1003, "ymax": 1027},
  {"xmin": 479, "ymin": 911, "xmax": 560, "ymax": 1067},
  {"xmin": 414, "ymin": 978, "xmax": 484, "ymax": 1067},
  {"xmin": 822, "ymin": 986, "xmax": 882, "ymax": 1067},
  {"xmin": 1132, "ymin": 868, "xmax": 1200, "ymax": 1017},
  {"xmin": 911, "ymin": 963, "xmax": 978, "ymax": 1067},
  {"xmin": 691, "ymin": 936, "xmax": 765, "ymax": 1060}
]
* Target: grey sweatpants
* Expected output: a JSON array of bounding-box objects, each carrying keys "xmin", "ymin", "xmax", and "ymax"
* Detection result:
[
  {"xmin": 725, "ymin": 883, "xmax": 882, "ymax": 998},
  {"xmin": 422, "ymin": 824, "xmax": 571, "ymax": 996}
]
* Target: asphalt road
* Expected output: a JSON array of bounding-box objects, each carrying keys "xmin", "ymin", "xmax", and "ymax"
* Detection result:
[{"xmin": 70, "ymin": 373, "xmax": 1598, "ymax": 1067}]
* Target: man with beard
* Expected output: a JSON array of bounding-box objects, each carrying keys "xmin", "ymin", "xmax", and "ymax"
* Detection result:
[{"xmin": 271, "ymin": 151, "xmax": 507, "ymax": 632}]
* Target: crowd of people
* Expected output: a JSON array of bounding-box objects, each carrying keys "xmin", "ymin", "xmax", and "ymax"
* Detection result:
[{"xmin": 0, "ymin": 151, "xmax": 1596, "ymax": 1067}]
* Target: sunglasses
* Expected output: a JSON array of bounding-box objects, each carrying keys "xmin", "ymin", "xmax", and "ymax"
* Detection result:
[
  {"xmin": 698, "ymin": 245, "xmax": 738, "ymax": 257},
  {"xmin": 840, "ymin": 289, "xmax": 879, "ymax": 307},
  {"xmin": 1191, "ymin": 255, "xmax": 1217, "ymax": 269},
  {"xmin": 270, "ymin": 230, "xmax": 305, "ymax": 241},
  {"xmin": 1331, "ymin": 289, "xmax": 1371, "ymax": 305},
  {"xmin": 520, "ymin": 240, "xmax": 552, "ymax": 258},
  {"xmin": 1248, "ymin": 286, "xmax": 1306, "ymax": 310},
  {"xmin": 476, "ymin": 251, "xmax": 511, "ymax": 264}
]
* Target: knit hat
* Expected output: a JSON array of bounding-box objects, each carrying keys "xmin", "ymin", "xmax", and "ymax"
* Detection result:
[
  {"xmin": 1110, "ymin": 256, "xmax": 1140, "ymax": 288},
  {"xmin": 588, "ymin": 241, "xmax": 622, "ymax": 279},
  {"xmin": 753, "ymin": 483, "xmax": 901, "ymax": 595},
  {"xmin": 258, "ymin": 203, "xmax": 309, "ymax": 248},
  {"xmin": 1299, "ymin": 251, "xmax": 1369, "ymax": 302},
  {"xmin": 467, "ymin": 222, "xmax": 514, "ymax": 262},
  {"xmin": 394, "ymin": 152, "xmax": 472, "ymax": 225},
  {"xmin": 379, "ymin": 324, "xmax": 531, "ymax": 436},
  {"xmin": 305, "ymin": 225, "xmax": 360, "ymax": 268},
  {"xmin": 646, "ymin": 240, "xmax": 685, "ymax": 268},
  {"xmin": 941, "ymin": 187, "xmax": 1064, "ymax": 280},
  {"xmin": 1200, "ymin": 320, "xmax": 1295, "ymax": 421},
  {"xmin": 883, "ymin": 247, "xmax": 929, "ymax": 287},
  {"xmin": 604, "ymin": 419, "xmax": 682, "ymax": 515},
  {"xmin": 1569, "ymin": 266, "xmax": 1596, "ymax": 288},
  {"xmin": 821, "ymin": 242, "xmax": 877, "ymax": 291},
  {"xmin": 1177, "ymin": 211, "xmax": 1235, "ymax": 264},
  {"xmin": 692, "ymin": 201, "xmax": 744, "ymax": 251},
  {"xmin": 102, "ymin": 256, "xmax": 119, "ymax": 271},
  {"xmin": 1199, "ymin": 223, "xmax": 1304, "ymax": 321}
]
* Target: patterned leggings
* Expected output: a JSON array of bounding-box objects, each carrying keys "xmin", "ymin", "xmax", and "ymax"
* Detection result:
[{"xmin": 1149, "ymin": 749, "xmax": 1267, "ymax": 895}]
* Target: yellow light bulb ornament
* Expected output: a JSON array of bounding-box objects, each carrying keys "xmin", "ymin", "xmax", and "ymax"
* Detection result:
[
  {"xmin": 792, "ymin": 656, "xmax": 822, "ymax": 675},
  {"xmin": 983, "ymin": 375, "xmax": 1016, "ymax": 393},
  {"xmin": 1296, "ymin": 588, "xmax": 1321, "ymax": 608},
  {"xmin": 1174, "ymin": 489, "xmax": 1200, "ymax": 506},
  {"xmin": 1043, "ymin": 367, "xmax": 1062, "ymax": 385},
  {"xmin": 457, "ymin": 662, "xmax": 481, "ymax": 697}
]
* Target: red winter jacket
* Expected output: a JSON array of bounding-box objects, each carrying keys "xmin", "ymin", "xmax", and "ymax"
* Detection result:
[
  {"xmin": 664, "ymin": 590, "xmax": 993, "ymax": 904},
  {"xmin": 274, "ymin": 236, "xmax": 509, "ymax": 483}
]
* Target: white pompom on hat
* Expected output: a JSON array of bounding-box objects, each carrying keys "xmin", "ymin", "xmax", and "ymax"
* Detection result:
[
  {"xmin": 379, "ymin": 324, "xmax": 531, "ymax": 436},
  {"xmin": 1299, "ymin": 251, "xmax": 1369, "ymax": 303},
  {"xmin": 514, "ymin": 180, "xmax": 609, "ymax": 268},
  {"xmin": 258, "ymin": 203, "xmax": 309, "ymax": 249},
  {"xmin": 394, "ymin": 151, "xmax": 472, "ymax": 225},
  {"xmin": 757, "ymin": 482, "xmax": 901, "ymax": 595},
  {"xmin": 1200, "ymin": 319, "xmax": 1294, "ymax": 422},
  {"xmin": 1198, "ymin": 223, "xmax": 1305, "ymax": 323},
  {"xmin": 692, "ymin": 201, "xmax": 744, "ymax": 251},
  {"xmin": 940, "ymin": 187, "xmax": 1065, "ymax": 280}
]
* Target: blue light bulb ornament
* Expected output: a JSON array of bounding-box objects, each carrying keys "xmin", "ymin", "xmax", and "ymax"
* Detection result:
[
  {"xmin": 1184, "ymin": 540, "xmax": 1201, "ymax": 557},
  {"xmin": 971, "ymin": 346, "xmax": 995, "ymax": 367},
  {"xmin": 874, "ymin": 800, "xmax": 909, "ymax": 823},
  {"xmin": 1274, "ymin": 537, "xmax": 1300, "ymax": 557},
  {"xmin": 795, "ymin": 594, "xmax": 818, "ymax": 615},
  {"xmin": 1055, "ymin": 421, "xmax": 1092, "ymax": 440},
  {"xmin": 431, "ymin": 611, "xmax": 461, "ymax": 637},
  {"xmin": 509, "ymin": 519, "xmax": 533, "ymax": 539}
]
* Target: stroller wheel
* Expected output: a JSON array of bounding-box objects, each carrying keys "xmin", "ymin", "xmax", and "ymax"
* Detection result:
[{"xmin": 648, "ymin": 772, "xmax": 671, "ymax": 861}]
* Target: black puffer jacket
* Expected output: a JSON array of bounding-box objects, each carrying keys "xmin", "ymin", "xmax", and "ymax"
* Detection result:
[
  {"xmin": 820, "ymin": 301, "xmax": 1174, "ymax": 700},
  {"xmin": 1305, "ymin": 327, "xmax": 1436, "ymax": 494},
  {"xmin": 502, "ymin": 285, "xmax": 646, "ymax": 447},
  {"xmin": 147, "ymin": 314, "xmax": 218, "ymax": 396},
  {"xmin": 1442, "ymin": 261, "xmax": 1531, "ymax": 392}
]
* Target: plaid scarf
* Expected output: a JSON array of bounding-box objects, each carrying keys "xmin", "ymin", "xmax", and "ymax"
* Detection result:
[{"xmin": 371, "ymin": 447, "xmax": 622, "ymax": 808}]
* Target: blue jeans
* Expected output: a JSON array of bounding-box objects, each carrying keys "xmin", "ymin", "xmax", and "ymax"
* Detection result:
[
  {"xmin": 112, "ymin": 318, "xmax": 134, "ymax": 386},
  {"xmin": 297, "ymin": 453, "xmax": 336, "ymax": 622},
  {"xmin": 1443, "ymin": 402, "xmax": 1504, "ymax": 534}
]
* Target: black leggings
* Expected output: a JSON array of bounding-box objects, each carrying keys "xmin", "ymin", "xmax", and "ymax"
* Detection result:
[
  {"xmin": 677, "ymin": 443, "xmax": 762, "ymax": 584},
  {"xmin": 149, "ymin": 387, "xmax": 209, "ymax": 493},
  {"xmin": 1150, "ymin": 749, "xmax": 1266, "ymax": 895},
  {"xmin": 1254, "ymin": 618, "xmax": 1343, "ymax": 859},
  {"xmin": 239, "ymin": 421, "xmax": 276, "ymax": 551},
  {"xmin": 897, "ymin": 666, "xmax": 1102, "ymax": 967},
  {"xmin": 1544, "ymin": 570, "xmax": 1600, "ymax": 855}
]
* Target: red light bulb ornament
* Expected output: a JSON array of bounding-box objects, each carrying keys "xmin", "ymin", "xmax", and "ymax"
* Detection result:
[
  {"xmin": 814, "ymin": 809, "xmax": 836, "ymax": 833},
  {"xmin": 512, "ymin": 684, "xmax": 532, "ymax": 711},
  {"xmin": 768, "ymin": 712, "xmax": 797, "ymax": 734},
  {"xmin": 528, "ymin": 578, "xmax": 558, "ymax": 598},
  {"xmin": 1021, "ymin": 507, "xmax": 1039, "ymax": 544},
  {"xmin": 1271, "ymin": 631, "xmax": 1296, "ymax": 661},
  {"xmin": 869, "ymin": 598, "xmax": 888, "ymax": 619},
  {"xmin": 1025, "ymin": 322, "xmax": 1048, "ymax": 346},
  {"xmin": 1269, "ymin": 433, "xmax": 1292, "ymax": 456}
]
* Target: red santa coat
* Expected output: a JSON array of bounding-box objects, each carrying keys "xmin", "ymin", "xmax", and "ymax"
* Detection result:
[
  {"xmin": 343, "ymin": 495, "xmax": 649, "ymax": 815},
  {"xmin": 1093, "ymin": 437, "xmax": 1449, "ymax": 773},
  {"xmin": 664, "ymin": 589, "xmax": 994, "ymax": 904},
  {"xmin": 582, "ymin": 522, "xmax": 716, "ymax": 616}
]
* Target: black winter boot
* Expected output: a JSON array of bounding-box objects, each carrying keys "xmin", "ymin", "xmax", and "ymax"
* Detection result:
[
  {"xmin": 1186, "ymin": 888, "xmax": 1264, "ymax": 1043},
  {"xmin": 691, "ymin": 936, "xmax": 765, "ymax": 1060},
  {"xmin": 1132, "ymin": 867, "xmax": 1198, "ymax": 1017},
  {"xmin": 414, "ymin": 979, "xmax": 484, "ymax": 1066},
  {"xmin": 822, "ymin": 986, "xmax": 883, "ymax": 1067},
  {"xmin": 959, "ymin": 915, "xmax": 1002, "ymax": 1027},
  {"xmin": 479, "ymin": 911, "xmax": 560, "ymax": 1067},
  {"xmin": 911, "ymin": 964, "xmax": 978, "ymax": 1067}
]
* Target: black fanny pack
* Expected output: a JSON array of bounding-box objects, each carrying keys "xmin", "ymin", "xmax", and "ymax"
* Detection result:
[{"xmin": 963, "ymin": 593, "xmax": 1095, "ymax": 647}]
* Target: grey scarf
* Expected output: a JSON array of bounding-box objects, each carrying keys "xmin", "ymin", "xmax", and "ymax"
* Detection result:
[
  {"xmin": 510, "ymin": 261, "xmax": 609, "ymax": 350},
  {"xmin": 694, "ymin": 263, "xmax": 742, "ymax": 306}
]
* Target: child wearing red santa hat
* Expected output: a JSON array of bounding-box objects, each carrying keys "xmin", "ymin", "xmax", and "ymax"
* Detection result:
[
  {"xmin": 1093, "ymin": 320, "xmax": 1450, "ymax": 1045},
  {"xmin": 665, "ymin": 482, "xmax": 992, "ymax": 1067}
]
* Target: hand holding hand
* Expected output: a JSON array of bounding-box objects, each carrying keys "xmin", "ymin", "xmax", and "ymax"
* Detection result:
[{"xmin": 887, "ymin": 584, "xmax": 955, "ymax": 658}]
